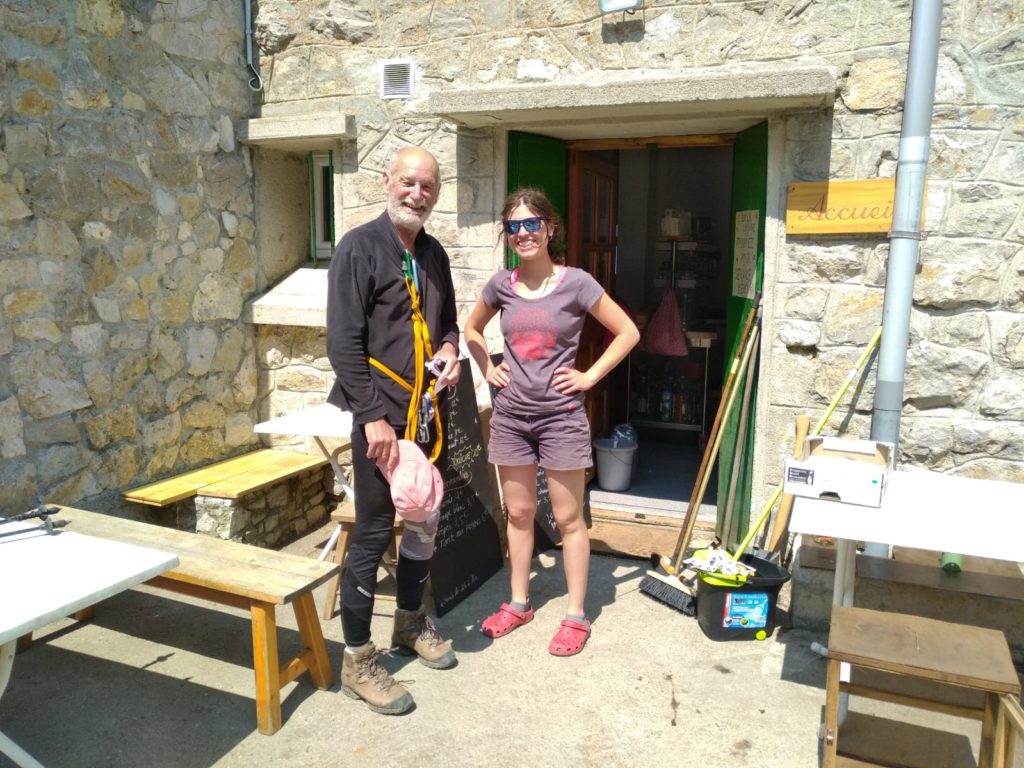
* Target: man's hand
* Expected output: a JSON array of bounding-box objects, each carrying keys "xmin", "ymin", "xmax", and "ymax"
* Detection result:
[
  {"xmin": 365, "ymin": 418, "xmax": 399, "ymax": 471},
  {"xmin": 433, "ymin": 342, "xmax": 461, "ymax": 390}
]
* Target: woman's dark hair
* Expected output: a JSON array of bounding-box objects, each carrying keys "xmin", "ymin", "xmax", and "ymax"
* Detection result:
[{"xmin": 500, "ymin": 187, "xmax": 566, "ymax": 261}]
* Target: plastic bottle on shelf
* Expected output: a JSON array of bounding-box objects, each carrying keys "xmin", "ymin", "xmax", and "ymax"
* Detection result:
[
  {"xmin": 635, "ymin": 375, "xmax": 648, "ymax": 417},
  {"xmin": 660, "ymin": 381, "xmax": 673, "ymax": 422},
  {"xmin": 673, "ymin": 386, "xmax": 686, "ymax": 423}
]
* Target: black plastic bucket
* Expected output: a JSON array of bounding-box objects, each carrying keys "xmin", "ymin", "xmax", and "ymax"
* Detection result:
[{"xmin": 695, "ymin": 553, "xmax": 791, "ymax": 641}]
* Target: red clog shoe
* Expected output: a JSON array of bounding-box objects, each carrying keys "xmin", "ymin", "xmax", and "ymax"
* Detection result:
[
  {"xmin": 548, "ymin": 617, "xmax": 591, "ymax": 656},
  {"xmin": 480, "ymin": 603, "xmax": 534, "ymax": 638}
]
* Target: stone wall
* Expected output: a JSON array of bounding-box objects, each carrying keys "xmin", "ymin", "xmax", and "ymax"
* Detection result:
[
  {"xmin": 250, "ymin": 0, "xmax": 1024, "ymax": 503},
  {"xmin": 0, "ymin": 1, "xmax": 276, "ymax": 517},
  {"xmin": 2, "ymin": 0, "xmax": 1022, "ymax": 524},
  {"xmin": 134, "ymin": 462, "xmax": 335, "ymax": 547}
]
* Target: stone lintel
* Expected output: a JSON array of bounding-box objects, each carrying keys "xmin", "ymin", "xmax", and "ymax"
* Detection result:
[
  {"xmin": 245, "ymin": 268, "xmax": 328, "ymax": 327},
  {"xmin": 427, "ymin": 67, "xmax": 837, "ymax": 136},
  {"xmin": 238, "ymin": 114, "xmax": 356, "ymax": 153}
]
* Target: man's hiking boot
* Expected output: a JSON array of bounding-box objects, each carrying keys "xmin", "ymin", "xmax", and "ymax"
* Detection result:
[
  {"xmin": 340, "ymin": 643, "xmax": 413, "ymax": 715},
  {"xmin": 392, "ymin": 607, "xmax": 457, "ymax": 669}
]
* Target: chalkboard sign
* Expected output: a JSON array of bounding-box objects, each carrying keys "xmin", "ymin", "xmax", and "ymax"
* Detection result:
[
  {"xmin": 488, "ymin": 353, "xmax": 560, "ymax": 549},
  {"xmin": 430, "ymin": 358, "xmax": 505, "ymax": 617}
]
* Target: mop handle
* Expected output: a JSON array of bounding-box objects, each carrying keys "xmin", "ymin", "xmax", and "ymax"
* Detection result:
[
  {"xmin": 667, "ymin": 295, "xmax": 762, "ymax": 569},
  {"xmin": 729, "ymin": 326, "xmax": 883, "ymax": 562},
  {"xmin": 671, "ymin": 316, "xmax": 762, "ymax": 573}
]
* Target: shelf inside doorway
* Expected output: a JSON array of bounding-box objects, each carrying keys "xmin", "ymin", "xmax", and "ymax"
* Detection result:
[
  {"xmin": 652, "ymin": 278, "xmax": 713, "ymax": 290},
  {"xmin": 630, "ymin": 418, "xmax": 701, "ymax": 432}
]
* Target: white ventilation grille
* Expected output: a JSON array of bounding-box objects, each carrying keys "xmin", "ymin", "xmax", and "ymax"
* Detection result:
[{"xmin": 379, "ymin": 58, "xmax": 415, "ymax": 100}]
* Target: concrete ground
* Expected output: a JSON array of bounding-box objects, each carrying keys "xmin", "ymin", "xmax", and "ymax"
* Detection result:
[{"xmin": 1, "ymin": 522, "xmax": 1020, "ymax": 768}]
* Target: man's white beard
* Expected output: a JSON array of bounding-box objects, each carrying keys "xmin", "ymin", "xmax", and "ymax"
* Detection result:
[{"xmin": 389, "ymin": 199, "xmax": 431, "ymax": 230}]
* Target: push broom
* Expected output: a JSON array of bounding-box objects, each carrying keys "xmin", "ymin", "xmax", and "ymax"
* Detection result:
[{"xmin": 642, "ymin": 325, "xmax": 882, "ymax": 614}]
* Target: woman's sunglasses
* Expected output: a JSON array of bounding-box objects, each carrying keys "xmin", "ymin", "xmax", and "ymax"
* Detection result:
[{"xmin": 503, "ymin": 216, "xmax": 547, "ymax": 235}]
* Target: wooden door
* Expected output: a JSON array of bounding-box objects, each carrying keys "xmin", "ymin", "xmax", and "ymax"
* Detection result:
[{"xmin": 568, "ymin": 150, "xmax": 619, "ymax": 440}]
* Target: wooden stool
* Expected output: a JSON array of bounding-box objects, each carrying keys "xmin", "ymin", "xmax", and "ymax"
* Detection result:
[
  {"xmin": 823, "ymin": 605, "xmax": 1021, "ymax": 768},
  {"xmin": 995, "ymin": 692, "xmax": 1019, "ymax": 768},
  {"xmin": 994, "ymin": 693, "xmax": 1022, "ymax": 767},
  {"xmin": 320, "ymin": 503, "xmax": 403, "ymax": 620}
]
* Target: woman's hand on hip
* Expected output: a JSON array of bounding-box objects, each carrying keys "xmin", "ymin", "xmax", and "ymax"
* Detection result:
[
  {"xmin": 486, "ymin": 361, "xmax": 511, "ymax": 389},
  {"xmin": 552, "ymin": 366, "xmax": 595, "ymax": 394}
]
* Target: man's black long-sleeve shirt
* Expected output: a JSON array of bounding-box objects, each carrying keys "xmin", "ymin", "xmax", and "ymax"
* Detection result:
[{"xmin": 326, "ymin": 211, "xmax": 459, "ymax": 427}]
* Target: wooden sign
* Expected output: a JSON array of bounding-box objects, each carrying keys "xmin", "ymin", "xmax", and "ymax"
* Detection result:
[
  {"xmin": 786, "ymin": 179, "xmax": 924, "ymax": 235},
  {"xmin": 430, "ymin": 358, "xmax": 504, "ymax": 617}
]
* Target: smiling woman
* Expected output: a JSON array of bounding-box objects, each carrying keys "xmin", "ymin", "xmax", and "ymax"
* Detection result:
[{"xmin": 463, "ymin": 186, "xmax": 640, "ymax": 657}]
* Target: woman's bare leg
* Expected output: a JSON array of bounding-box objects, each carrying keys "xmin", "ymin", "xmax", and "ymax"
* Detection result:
[
  {"xmin": 497, "ymin": 463, "xmax": 539, "ymax": 605},
  {"xmin": 544, "ymin": 468, "xmax": 589, "ymax": 617}
]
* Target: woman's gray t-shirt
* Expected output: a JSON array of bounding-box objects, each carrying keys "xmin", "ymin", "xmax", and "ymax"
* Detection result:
[{"xmin": 481, "ymin": 266, "xmax": 605, "ymax": 416}]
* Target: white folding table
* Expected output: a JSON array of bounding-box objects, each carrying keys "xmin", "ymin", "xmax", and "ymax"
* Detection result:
[
  {"xmin": 789, "ymin": 469, "xmax": 1024, "ymax": 611},
  {"xmin": 253, "ymin": 402, "xmax": 355, "ymax": 558},
  {"xmin": 0, "ymin": 518, "xmax": 179, "ymax": 768},
  {"xmin": 788, "ymin": 469, "xmax": 1024, "ymax": 728}
]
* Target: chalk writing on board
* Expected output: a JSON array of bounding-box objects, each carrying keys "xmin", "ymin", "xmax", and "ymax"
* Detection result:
[
  {"xmin": 430, "ymin": 358, "xmax": 504, "ymax": 617},
  {"xmin": 534, "ymin": 467, "xmax": 559, "ymax": 548},
  {"xmin": 436, "ymin": 573, "xmax": 480, "ymax": 614}
]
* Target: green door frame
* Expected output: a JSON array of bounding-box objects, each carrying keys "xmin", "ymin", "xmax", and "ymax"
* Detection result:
[
  {"xmin": 506, "ymin": 131, "xmax": 569, "ymax": 268},
  {"xmin": 717, "ymin": 121, "xmax": 768, "ymax": 548}
]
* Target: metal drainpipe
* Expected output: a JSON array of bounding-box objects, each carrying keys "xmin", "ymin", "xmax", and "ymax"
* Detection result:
[
  {"xmin": 244, "ymin": 0, "xmax": 264, "ymax": 91},
  {"xmin": 865, "ymin": 0, "xmax": 942, "ymax": 558}
]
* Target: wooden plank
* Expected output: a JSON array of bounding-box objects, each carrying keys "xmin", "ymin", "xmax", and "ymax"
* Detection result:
[
  {"xmin": 1003, "ymin": 694, "xmax": 1024, "ymax": 733},
  {"xmin": 892, "ymin": 546, "xmax": 1024, "ymax": 580},
  {"xmin": 848, "ymin": 666, "xmax": 986, "ymax": 717},
  {"xmin": 587, "ymin": 506, "xmax": 716, "ymax": 559},
  {"xmin": 834, "ymin": 757, "xmax": 888, "ymax": 768},
  {"xmin": 835, "ymin": 711, "xmax": 978, "ymax": 768},
  {"xmin": 567, "ymin": 134, "xmax": 735, "ymax": 151},
  {"xmin": 199, "ymin": 452, "xmax": 327, "ymax": 499},
  {"xmin": 293, "ymin": 594, "xmax": 331, "ymax": 689},
  {"xmin": 122, "ymin": 449, "xmax": 287, "ymax": 506},
  {"xmin": 797, "ymin": 543, "xmax": 1024, "ymax": 602},
  {"xmin": 857, "ymin": 555, "xmax": 1024, "ymax": 602},
  {"xmin": 829, "ymin": 606, "xmax": 1020, "ymax": 695},
  {"xmin": 56, "ymin": 506, "xmax": 338, "ymax": 605},
  {"xmin": 251, "ymin": 600, "xmax": 281, "ymax": 735},
  {"xmin": 786, "ymin": 178, "xmax": 924, "ymax": 235}
]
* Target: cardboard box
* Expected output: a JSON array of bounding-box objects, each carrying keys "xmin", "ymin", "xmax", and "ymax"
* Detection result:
[{"xmin": 783, "ymin": 436, "xmax": 894, "ymax": 507}]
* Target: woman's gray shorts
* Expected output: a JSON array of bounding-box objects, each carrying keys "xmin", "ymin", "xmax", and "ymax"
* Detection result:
[{"xmin": 488, "ymin": 406, "xmax": 593, "ymax": 470}]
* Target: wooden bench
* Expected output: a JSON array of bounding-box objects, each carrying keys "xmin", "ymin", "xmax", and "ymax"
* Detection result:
[
  {"xmin": 51, "ymin": 505, "xmax": 339, "ymax": 735},
  {"xmin": 122, "ymin": 448, "xmax": 328, "ymax": 506},
  {"xmin": 823, "ymin": 605, "xmax": 1021, "ymax": 768},
  {"xmin": 320, "ymin": 502, "xmax": 403, "ymax": 620}
]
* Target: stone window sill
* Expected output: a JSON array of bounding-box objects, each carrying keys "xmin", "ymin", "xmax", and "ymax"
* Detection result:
[{"xmin": 245, "ymin": 268, "xmax": 327, "ymax": 327}]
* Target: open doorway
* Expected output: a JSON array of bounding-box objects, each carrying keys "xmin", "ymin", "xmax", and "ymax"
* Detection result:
[
  {"xmin": 580, "ymin": 143, "xmax": 733, "ymax": 517},
  {"xmin": 506, "ymin": 126, "xmax": 766, "ymax": 545}
]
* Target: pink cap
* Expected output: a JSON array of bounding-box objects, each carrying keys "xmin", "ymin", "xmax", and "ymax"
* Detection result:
[{"xmin": 377, "ymin": 440, "xmax": 445, "ymax": 522}]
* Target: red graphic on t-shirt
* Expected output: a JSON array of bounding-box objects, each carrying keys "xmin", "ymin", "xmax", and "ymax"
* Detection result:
[{"xmin": 508, "ymin": 307, "xmax": 556, "ymax": 361}]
